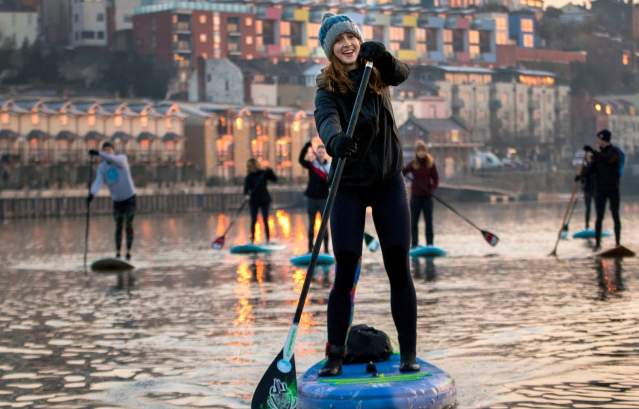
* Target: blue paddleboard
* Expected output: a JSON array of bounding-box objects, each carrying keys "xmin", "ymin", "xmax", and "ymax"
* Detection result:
[
  {"xmin": 573, "ymin": 229, "xmax": 611, "ymax": 239},
  {"xmin": 299, "ymin": 354, "xmax": 456, "ymax": 409},
  {"xmin": 230, "ymin": 243, "xmax": 285, "ymax": 254},
  {"xmin": 290, "ymin": 253, "xmax": 335, "ymax": 266},
  {"xmin": 409, "ymin": 245, "xmax": 447, "ymax": 258}
]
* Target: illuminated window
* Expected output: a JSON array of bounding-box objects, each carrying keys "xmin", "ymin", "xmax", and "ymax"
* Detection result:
[
  {"xmin": 605, "ymin": 105, "xmax": 613, "ymax": 115},
  {"xmin": 496, "ymin": 16, "xmax": 507, "ymax": 31},
  {"xmin": 199, "ymin": 15, "xmax": 207, "ymax": 24},
  {"xmin": 469, "ymin": 30, "xmax": 479, "ymax": 45},
  {"xmin": 200, "ymin": 33, "xmax": 207, "ymax": 43},
  {"xmin": 172, "ymin": 15, "xmax": 178, "ymax": 24},
  {"xmin": 522, "ymin": 33, "xmax": 534, "ymax": 48},
  {"xmin": 246, "ymin": 36, "xmax": 253, "ymax": 45},
  {"xmin": 496, "ymin": 32, "xmax": 508, "ymax": 45},
  {"xmin": 450, "ymin": 130, "xmax": 460, "ymax": 142},
  {"xmin": 141, "ymin": 114, "xmax": 148, "ymax": 127},
  {"xmin": 622, "ymin": 53, "xmax": 630, "ymax": 66},
  {"xmin": 165, "ymin": 117, "xmax": 173, "ymax": 129},
  {"xmin": 60, "ymin": 114, "xmax": 68, "ymax": 125},
  {"xmin": 245, "ymin": 17, "xmax": 253, "ymax": 26},
  {"xmin": 235, "ymin": 116, "xmax": 243, "ymax": 130},
  {"xmin": 31, "ymin": 113, "xmax": 40, "ymax": 125},
  {"xmin": 280, "ymin": 21, "xmax": 290, "ymax": 36},
  {"xmin": 443, "ymin": 30, "xmax": 452, "ymax": 43},
  {"xmin": 362, "ymin": 25, "xmax": 373, "ymax": 39},
  {"xmin": 114, "ymin": 114, "xmax": 123, "ymax": 127},
  {"xmin": 1, "ymin": 112, "xmax": 9, "ymax": 124},
  {"xmin": 87, "ymin": 114, "xmax": 96, "ymax": 127},
  {"xmin": 520, "ymin": 19, "xmax": 533, "ymax": 33},
  {"xmin": 416, "ymin": 28, "xmax": 426, "ymax": 42},
  {"xmin": 390, "ymin": 27, "xmax": 404, "ymax": 41}
]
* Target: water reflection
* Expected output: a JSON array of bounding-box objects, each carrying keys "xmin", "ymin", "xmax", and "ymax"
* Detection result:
[
  {"xmin": 595, "ymin": 257, "xmax": 624, "ymax": 300},
  {"xmin": 411, "ymin": 257, "xmax": 437, "ymax": 282}
]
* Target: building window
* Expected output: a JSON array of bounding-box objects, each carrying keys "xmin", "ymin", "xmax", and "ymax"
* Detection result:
[
  {"xmin": 520, "ymin": 19, "xmax": 533, "ymax": 33},
  {"xmin": 496, "ymin": 32, "xmax": 508, "ymax": 45},
  {"xmin": 469, "ymin": 30, "xmax": 479, "ymax": 45},
  {"xmin": 417, "ymin": 28, "xmax": 426, "ymax": 42},
  {"xmin": 227, "ymin": 16, "xmax": 240, "ymax": 32},
  {"xmin": 290, "ymin": 21, "xmax": 303, "ymax": 46},
  {"xmin": 60, "ymin": 114, "xmax": 68, "ymax": 126},
  {"xmin": 97, "ymin": 31, "xmax": 104, "ymax": 39},
  {"xmin": 199, "ymin": 14, "xmax": 207, "ymax": 24},
  {"xmin": 82, "ymin": 31, "xmax": 95, "ymax": 39},
  {"xmin": 246, "ymin": 36, "xmax": 253, "ymax": 45},
  {"xmin": 172, "ymin": 15, "xmax": 178, "ymax": 24},
  {"xmin": 452, "ymin": 30, "xmax": 465, "ymax": 52},
  {"xmin": 1, "ymin": 112, "xmax": 9, "ymax": 124},
  {"xmin": 88, "ymin": 114, "xmax": 96, "ymax": 127},
  {"xmin": 200, "ymin": 33, "xmax": 207, "ymax": 43},
  {"xmin": 427, "ymin": 28, "xmax": 439, "ymax": 51},
  {"xmin": 97, "ymin": 13, "xmax": 104, "ymax": 22},
  {"xmin": 74, "ymin": 14, "xmax": 78, "ymax": 22},
  {"xmin": 245, "ymin": 17, "xmax": 253, "ymax": 26},
  {"xmin": 207, "ymin": 74, "xmax": 211, "ymax": 82},
  {"xmin": 31, "ymin": 113, "xmax": 39, "ymax": 125},
  {"xmin": 263, "ymin": 20, "xmax": 275, "ymax": 45},
  {"xmin": 114, "ymin": 114, "xmax": 123, "ymax": 127},
  {"xmin": 141, "ymin": 114, "xmax": 148, "ymax": 128},
  {"xmin": 480, "ymin": 30, "xmax": 492, "ymax": 53},
  {"xmin": 522, "ymin": 33, "xmax": 534, "ymax": 48},
  {"xmin": 280, "ymin": 21, "xmax": 290, "ymax": 36},
  {"xmin": 165, "ymin": 117, "xmax": 173, "ymax": 129},
  {"xmin": 496, "ymin": 16, "xmax": 507, "ymax": 31}
]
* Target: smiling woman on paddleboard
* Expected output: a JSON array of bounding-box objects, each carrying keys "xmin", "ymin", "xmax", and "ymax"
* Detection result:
[{"xmin": 314, "ymin": 13, "xmax": 418, "ymax": 376}]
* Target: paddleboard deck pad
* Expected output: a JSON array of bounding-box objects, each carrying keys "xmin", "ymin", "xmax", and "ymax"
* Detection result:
[
  {"xmin": 290, "ymin": 253, "xmax": 335, "ymax": 266},
  {"xmin": 410, "ymin": 245, "xmax": 447, "ymax": 258},
  {"xmin": 597, "ymin": 245, "xmax": 636, "ymax": 258},
  {"xmin": 230, "ymin": 243, "xmax": 286, "ymax": 254},
  {"xmin": 91, "ymin": 258, "xmax": 134, "ymax": 273},
  {"xmin": 573, "ymin": 229, "xmax": 611, "ymax": 239},
  {"xmin": 299, "ymin": 354, "xmax": 456, "ymax": 409}
]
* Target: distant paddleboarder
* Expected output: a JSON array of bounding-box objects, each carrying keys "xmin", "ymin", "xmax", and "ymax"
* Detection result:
[
  {"xmin": 314, "ymin": 13, "xmax": 418, "ymax": 376},
  {"xmin": 402, "ymin": 140, "xmax": 439, "ymax": 248},
  {"xmin": 581, "ymin": 129, "xmax": 624, "ymax": 250},
  {"xmin": 244, "ymin": 158, "xmax": 277, "ymax": 244},
  {"xmin": 88, "ymin": 142, "xmax": 136, "ymax": 261},
  {"xmin": 299, "ymin": 141, "xmax": 331, "ymax": 253}
]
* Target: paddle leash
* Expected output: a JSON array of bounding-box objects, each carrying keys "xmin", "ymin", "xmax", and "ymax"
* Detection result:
[
  {"xmin": 549, "ymin": 181, "xmax": 579, "ymax": 257},
  {"xmin": 432, "ymin": 194, "xmax": 500, "ymax": 246},
  {"xmin": 83, "ymin": 155, "xmax": 94, "ymax": 274},
  {"xmin": 251, "ymin": 61, "xmax": 374, "ymax": 409}
]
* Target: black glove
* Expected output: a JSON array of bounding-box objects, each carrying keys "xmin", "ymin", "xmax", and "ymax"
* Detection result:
[
  {"xmin": 86, "ymin": 193, "xmax": 94, "ymax": 204},
  {"xmin": 359, "ymin": 41, "xmax": 388, "ymax": 64},
  {"xmin": 574, "ymin": 175, "xmax": 581, "ymax": 182},
  {"xmin": 583, "ymin": 145, "xmax": 594, "ymax": 153},
  {"xmin": 88, "ymin": 149, "xmax": 99, "ymax": 156},
  {"xmin": 327, "ymin": 133, "xmax": 358, "ymax": 158}
]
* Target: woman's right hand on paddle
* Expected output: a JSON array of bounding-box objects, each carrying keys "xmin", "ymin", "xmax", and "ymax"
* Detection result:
[{"xmin": 328, "ymin": 133, "xmax": 358, "ymax": 158}]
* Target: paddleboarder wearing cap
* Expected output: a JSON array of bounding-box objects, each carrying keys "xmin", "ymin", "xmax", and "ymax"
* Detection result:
[
  {"xmin": 244, "ymin": 158, "xmax": 277, "ymax": 244},
  {"xmin": 87, "ymin": 142, "xmax": 136, "ymax": 261},
  {"xmin": 581, "ymin": 129, "xmax": 624, "ymax": 250},
  {"xmin": 314, "ymin": 13, "xmax": 418, "ymax": 376},
  {"xmin": 403, "ymin": 140, "xmax": 439, "ymax": 248},
  {"xmin": 299, "ymin": 141, "xmax": 331, "ymax": 253}
]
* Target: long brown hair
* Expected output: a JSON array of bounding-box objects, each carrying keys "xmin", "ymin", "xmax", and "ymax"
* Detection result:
[
  {"xmin": 317, "ymin": 54, "xmax": 386, "ymax": 95},
  {"xmin": 412, "ymin": 140, "xmax": 433, "ymax": 169},
  {"xmin": 247, "ymin": 158, "xmax": 260, "ymax": 173}
]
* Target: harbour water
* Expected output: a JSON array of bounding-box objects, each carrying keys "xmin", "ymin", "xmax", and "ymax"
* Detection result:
[{"xmin": 1, "ymin": 200, "xmax": 638, "ymax": 408}]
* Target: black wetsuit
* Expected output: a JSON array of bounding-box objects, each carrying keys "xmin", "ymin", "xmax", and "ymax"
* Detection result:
[
  {"xmin": 244, "ymin": 169, "xmax": 277, "ymax": 242},
  {"xmin": 584, "ymin": 145, "xmax": 623, "ymax": 247},
  {"xmin": 314, "ymin": 55, "xmax": 416, "ymax": 356}
]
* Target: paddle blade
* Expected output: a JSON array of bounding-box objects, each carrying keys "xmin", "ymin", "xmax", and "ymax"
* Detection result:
[
  {"xmin": 251, "ymin": 349, "xmax": 297, "ymax": 409},
  {"xmin": 481, "ymin": 230, "xmax": 499, "ymax": 247},
  {"xmin": 211, "ymin": 236, "xmax": 225, "ymax": 250},
  {"xmin": 363, "ymin": 232, "xmax": 380, "ymax": 252}
]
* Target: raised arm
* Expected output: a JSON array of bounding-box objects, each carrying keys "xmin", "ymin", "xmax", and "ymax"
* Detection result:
[
  {"xmin": 359, "ymin": 41, "xmax": 410, "ymax": 86},
  {"xmin": 99, "ymin": 152, "xmax": 128, "ymax": 169},
  {"xmin": 267, "ymin": 168, "xmax": 278, "ymax": 183},
  {"xmin": 298, "ymin": 141, "xmax": 312, "ymax": 169}
]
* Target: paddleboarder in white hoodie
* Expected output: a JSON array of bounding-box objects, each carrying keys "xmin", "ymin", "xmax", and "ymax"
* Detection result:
[{"xmin": 87, "ymin": 141, "xmax": 137, "ymax": 261}]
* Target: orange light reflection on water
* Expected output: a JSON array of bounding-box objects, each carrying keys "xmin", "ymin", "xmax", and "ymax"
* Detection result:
[
  {"xmin": 215, "ymin": 213, "xmax": 229, "ymax": 237},
  {"xmin": 291, "ymin": 268, "xmax": 316, "ymax": 329},
  {"xmin": 233, "ymin": 262, "xmax": 254, "ymax": 327},
  {"xmin": 275, "ymin": 210, "xmax": 291, "ymax": 239}
]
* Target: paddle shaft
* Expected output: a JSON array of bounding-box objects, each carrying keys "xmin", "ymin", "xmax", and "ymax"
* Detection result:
[
  {"xmin": 282, "ymin": 61, "xmax": 373, "ymax": 362},
  {"xmin": 83, "ymin": 156, "xmax": 93, "ymax": 274},
  {"xmin": 550, "ymin": 181, "xmax": 579, "ymax": 255},
  {"xmin": 432, "ymin": 194, "xmax": 483, "ymax": 232}
]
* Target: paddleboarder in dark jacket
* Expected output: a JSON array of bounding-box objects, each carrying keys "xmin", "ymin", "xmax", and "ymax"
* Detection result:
[
  {"xmin": 582, "ymin": 129, "xmax": 623, "ymax": 250},
  {"xmin": 87, "ymin": 142, "xmax": 136, "ymax": 261},
  {"xmin": 299, "ymin": 141, "xmax": 331, "ymax": 253},
  {"xmin": 403, "ymin": 140, "xmax": 439, "ymax": 247},
  {"xmin": 244, "ymin": 159, "xmax": 277, "ymax": 243},
  {"xmin": 314, "ymin": 13, "xmax": 418, "ymax": 376}
]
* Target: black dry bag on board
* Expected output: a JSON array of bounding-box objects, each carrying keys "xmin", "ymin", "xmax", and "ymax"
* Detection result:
[{"xmin": 344, "ymin": 324, "xmax": 393, "ymax": 364}]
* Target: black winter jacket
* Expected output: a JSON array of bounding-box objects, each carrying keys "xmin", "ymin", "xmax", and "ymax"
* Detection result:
[
  {"xmin": 314, "ymin": 54, "xmax": 409, "ymax": 187},
  {"xmin": 244, "ymin": 169, "xmax": 277, "ymax": 205},
  {"xmin": 584, "ymin": 144, "xmax": 622, "ymax": 192}
]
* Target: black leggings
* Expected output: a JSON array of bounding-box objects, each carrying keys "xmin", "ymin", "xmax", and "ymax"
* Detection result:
[
  {"xmin": 410, "ymin": 195, "xmax": 434, "ymax": 247},
  {"xmin": 113, "ymin": 196, "xmax": 136, "ymax": 254},
  {"xmin": 328, "ymin": 174, "xmax": 416, "ymax": 355},
  {"xmin": 584, "ymin": 190, "xmax": 593, "ymax": 229},
  {"xmin": 250, "ymin": 201, "xmax": 270, "ymax": 242},
  {"xmin": 595, "ymin": 189, "xmax": 621, "ymax": 246},
  {"xmin": 307, "ymin": 197, "xmax": 329, "ymax": 253}
]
